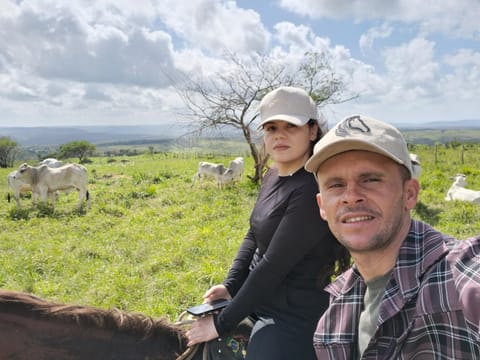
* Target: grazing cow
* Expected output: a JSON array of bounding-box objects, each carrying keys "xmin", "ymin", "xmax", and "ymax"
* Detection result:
[
  {"xmin": 192, "ymin": 161, "xmax": 234, "ymax": 188},
  {"xmin": 228, "ymin": 157, "xmax": 245, "ymax": 182},
  {"xmin": 7, "ymin": 170, "xmax": 34, "ymax": 207},
  {"xmin": 15, "ymin": 163, "xmax": 90, "ymax": 209},
  {"xmin": 7, "ymin": 171, "xmax": 57, "ymax": 207},
  {"xmin": 445, "ymin": 174, "xmax": 480, "ymax": 204},
  {"xmin": 39, "ymin": 158, "xmax": 63, "ymax": 168},
  {"xmin": 409, "ymin": 153, "xmax": 421, "ymax": 179},
  {"xmin": 8, "ymin": 158, "xmax": 65, "ymax": 207}
]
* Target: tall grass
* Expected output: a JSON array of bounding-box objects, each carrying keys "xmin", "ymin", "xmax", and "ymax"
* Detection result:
[{"xmin": 0, "ymin": 146, "xmax": 479, "ymax": 322}]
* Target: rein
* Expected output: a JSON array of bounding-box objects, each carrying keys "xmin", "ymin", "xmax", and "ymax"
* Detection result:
[{"xmin": 175, "ymin": 311, "xmax": 200, "ymax": 360}]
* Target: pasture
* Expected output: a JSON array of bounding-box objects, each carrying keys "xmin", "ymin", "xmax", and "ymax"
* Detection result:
[{"xmin": 0, "ymin": 145, "xmax": 479, "ymax": 323}]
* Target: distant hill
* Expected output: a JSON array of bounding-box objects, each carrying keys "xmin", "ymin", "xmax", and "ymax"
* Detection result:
[
  {"xmin": 0, "ymin": 124, "xmax": 193, "ymax": 146},
  {"xmin": 1, "ymin": 119, "xmax": 479, "ymax": 147},
  {"xmin": 397, "ymin": 119, "xmax": 480, "ymax": 130}
]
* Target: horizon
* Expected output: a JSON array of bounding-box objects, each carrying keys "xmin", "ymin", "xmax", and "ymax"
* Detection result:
[{"xmin": 1, "ymin": 118, "xmax": 480, "ymax": 129}]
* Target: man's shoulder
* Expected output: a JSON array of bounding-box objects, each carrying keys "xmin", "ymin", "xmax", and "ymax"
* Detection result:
[{"xmin": 445, "ymin": 234, "xmax": 480, "ymax": 269}]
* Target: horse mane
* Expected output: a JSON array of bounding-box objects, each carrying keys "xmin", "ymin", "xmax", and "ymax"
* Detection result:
[{"xmin": 0, "ymin": 289, "xmax": 184, "ymax": 340}]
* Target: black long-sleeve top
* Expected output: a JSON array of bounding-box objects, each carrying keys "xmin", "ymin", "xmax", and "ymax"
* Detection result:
[{"xmin": 214, "ymin": 167, "xmax": 338, "ymax": 335}]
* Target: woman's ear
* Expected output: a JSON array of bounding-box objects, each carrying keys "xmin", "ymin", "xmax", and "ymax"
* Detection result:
[{"xmin": 310, "ymin": 123, "xmax": 319, "ymax": 141}]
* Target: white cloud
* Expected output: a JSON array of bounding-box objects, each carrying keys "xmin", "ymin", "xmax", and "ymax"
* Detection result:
[
  {"xmin": 0, "ymin": 1, "xmax": 178, "ymax": 87},
  {"xmin": 441, "ymin": 49, "xmax": 480, "ymax": 101},
  {"xmin": 280, "ymin": 0, "xmax": 480, "ymax": 38},
  {"xmin": 359, "ymin": 23, "xmax": 393, "ymax": 55},
  {"xmin": 279, "ymin": 0, "xmax": 397, "ymax": 20},
  {"xmin": 0, "ymin": 0, "xmax": 478, "ymax": 126},
  {"xmin": 153, "ymin": 0, "xmax": 269, "ymax": 54},
  {"xmin": 384, "ymin": 38, "xmax": 439, "ymax": 87}
]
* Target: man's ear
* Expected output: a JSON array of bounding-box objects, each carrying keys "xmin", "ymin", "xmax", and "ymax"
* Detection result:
[
  {"xmin": 316, "ymin": 193, "xmax": 328, "ymax": 221},
  {"xmin": 405, "ymin": 178, "xmax": 419, "ymax": 210}
]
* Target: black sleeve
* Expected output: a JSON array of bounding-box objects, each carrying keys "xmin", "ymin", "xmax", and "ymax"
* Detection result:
[
  {"xmin": 214, "ymin": 181, "xmax": 327, "ymax": 335},
  {"xmin": 222, "ymin": 227, "xmax": 257, "ymax": 297}
]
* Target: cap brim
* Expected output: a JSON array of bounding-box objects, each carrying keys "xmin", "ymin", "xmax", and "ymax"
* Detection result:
[
  {"xmin": 305, "ymin": 139, "xmax": 407, "ymax": 173},
  {"xmin": 257, "ymin": 114, "xmax": 310, "ymax": 129}
]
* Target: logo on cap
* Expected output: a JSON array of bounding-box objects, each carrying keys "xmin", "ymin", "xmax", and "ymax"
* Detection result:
[{"xmin": 335, "ymin": 115, "xmax": 371, "ymax": 137}]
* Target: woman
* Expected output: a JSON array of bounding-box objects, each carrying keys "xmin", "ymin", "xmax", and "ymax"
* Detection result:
[{"xmin": 186, "ymin": 86, "xmax": 350, "ymax": 359}]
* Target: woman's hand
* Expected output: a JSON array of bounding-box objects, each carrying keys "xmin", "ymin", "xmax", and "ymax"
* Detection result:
[
  {"xmin": 203, "ymin": 284, "xmax": 231, "ymax": 303},
  {"xmin": 186, "ymin": 285, "xmax": 231, "ymax": 347},
  {"xmin": 186, "ymin": 315, "xmax": 219, "ymax": 347}
]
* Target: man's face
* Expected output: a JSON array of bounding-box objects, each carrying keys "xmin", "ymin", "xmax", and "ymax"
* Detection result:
[{"xmin": 315, "ymin": 150, "xmax": 418, "ymax": 255}]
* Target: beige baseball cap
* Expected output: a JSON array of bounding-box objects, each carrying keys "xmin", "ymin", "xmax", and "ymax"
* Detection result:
[
  {"xmin": 305, "ymin": 114, "xmax": 413, "ymax": 176},
  {"xmin": 258, "ymin": 86, "xmax": 327, "ymax": 133}
]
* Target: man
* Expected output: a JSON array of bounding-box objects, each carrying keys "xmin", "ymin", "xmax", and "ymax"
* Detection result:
[{"xmin": 304, "ymin": 114, "xmax": 480, "ymax": 359}]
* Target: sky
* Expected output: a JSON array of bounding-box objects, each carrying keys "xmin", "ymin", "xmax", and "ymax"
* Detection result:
[{"xmin": 0, "ymin": 0, "xmax": 479, "ymax": 128}]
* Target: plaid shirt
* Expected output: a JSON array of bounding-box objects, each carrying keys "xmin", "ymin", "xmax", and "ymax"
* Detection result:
[{"xmin": 314, "ymin": 220, "xmax": 480, "ymax": 359}]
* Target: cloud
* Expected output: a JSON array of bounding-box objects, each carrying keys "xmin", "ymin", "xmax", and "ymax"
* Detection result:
[
  {"xmin": 0, "ymin": 4, "xmax": 177, "ymax": 87},
  {"xmin": 359, "ymin": 23, "xmax": 393, "ymax": 55},
  {"xmin": 279, "ymin": 0, "xmax": 403, "ymax": 20},
  {"xmin": 279, "ymin": 0, "xmax": 480, "ymax": 38},
  {"xmin": 384, "ymin": 37, "xmax": 439, "ymax": 86},
  {"xmin": 441, "ymin": 48, "xmax": 480, "ymax": 101},
  {"xmin": 153, "ymin": 0, "xmax": 269, "ymax": 54},
  {"xmin": 0, "ymin": 0, "xmax": 478, "ymax": 126}
]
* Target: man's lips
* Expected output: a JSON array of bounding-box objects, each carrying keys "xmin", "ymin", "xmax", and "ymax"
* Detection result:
[
  {"xmin": 342, "ymin": 215, "xmax": 374, "ymax": 224},
  {"xmin": 339, "ymin": 207, "xmax": 379, "ymax": 224}
]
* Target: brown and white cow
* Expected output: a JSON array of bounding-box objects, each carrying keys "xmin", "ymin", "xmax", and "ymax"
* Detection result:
[{"xmin": 14, "ymin": 163, "xmax": 90, "ymax": 209}]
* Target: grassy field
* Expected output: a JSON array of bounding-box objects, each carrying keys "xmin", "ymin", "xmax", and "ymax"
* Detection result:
[{"xmin": 0, "ymin": 145, "xmax": 479, "ymax": 322}]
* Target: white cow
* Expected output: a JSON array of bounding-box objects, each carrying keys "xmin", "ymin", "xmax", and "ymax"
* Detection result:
[
  {"xmin": 14, "ymin": 163, "xmax": 90, "ymax": 209},
  {"xmin": 192, "ymin": 162, "xmax": 234, "ymax": 188},
  {"xmin": 445, "ymin": 174, "xmax": 480, "ymax": 204},
  {"xmin": 7, "ymin": 170, "xmax": 34, "ymax": 207},
  {"xmin": 39, "ymin": 158, "xmax": 63, "ymax": 168},
  {"xmin": 7, "ymin": 170, "xmax": 57, "ymax": 207},
  {"xmin": 228, "ymin": 157, "xmax": 245, "ymax": 182},
  {"xmin": 409, "ymin": 153, "xmax": 422, "ymax": 179}
]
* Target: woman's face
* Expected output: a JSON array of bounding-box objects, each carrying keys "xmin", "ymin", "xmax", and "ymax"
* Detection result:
[{"xmin": 263, "ymin": 120, "xmax": 318, "ymax": 171}]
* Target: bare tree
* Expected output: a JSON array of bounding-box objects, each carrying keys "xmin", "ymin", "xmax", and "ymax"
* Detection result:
[{"xmin": 175, "ymin": 52, "xmax": 354, "ymax": 183}]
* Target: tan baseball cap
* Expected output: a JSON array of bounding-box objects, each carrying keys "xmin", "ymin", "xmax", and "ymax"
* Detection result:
[
  {"xmin": 258, "ymin": 86, "xmax": 327, "ymax": 133},
  {"xmin": 305, "ymin": 114, "xmax": 413, "ymax": 176}
]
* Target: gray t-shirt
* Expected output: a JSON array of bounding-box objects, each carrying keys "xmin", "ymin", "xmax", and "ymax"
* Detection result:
[{"xmin": 358, "ymin": 271, "xmax": 392, "ymax": 357}]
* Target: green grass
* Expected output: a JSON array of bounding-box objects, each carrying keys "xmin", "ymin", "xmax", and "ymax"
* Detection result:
[
  {"xmin": 0, "ymin": 155, "xmax": 258, "ymax": 320},
  {"xmin": 0, "ymin": 146, "xmax": 479, "ymax": 322}
]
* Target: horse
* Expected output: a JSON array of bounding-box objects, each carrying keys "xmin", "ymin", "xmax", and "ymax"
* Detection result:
[
  {"xmin": 0, "ymin": 289, "xmax": 251, "ymax": 360},
  {"xmin": 0, "ymin": 289, "xmax": 188, "ymax": 359}
]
